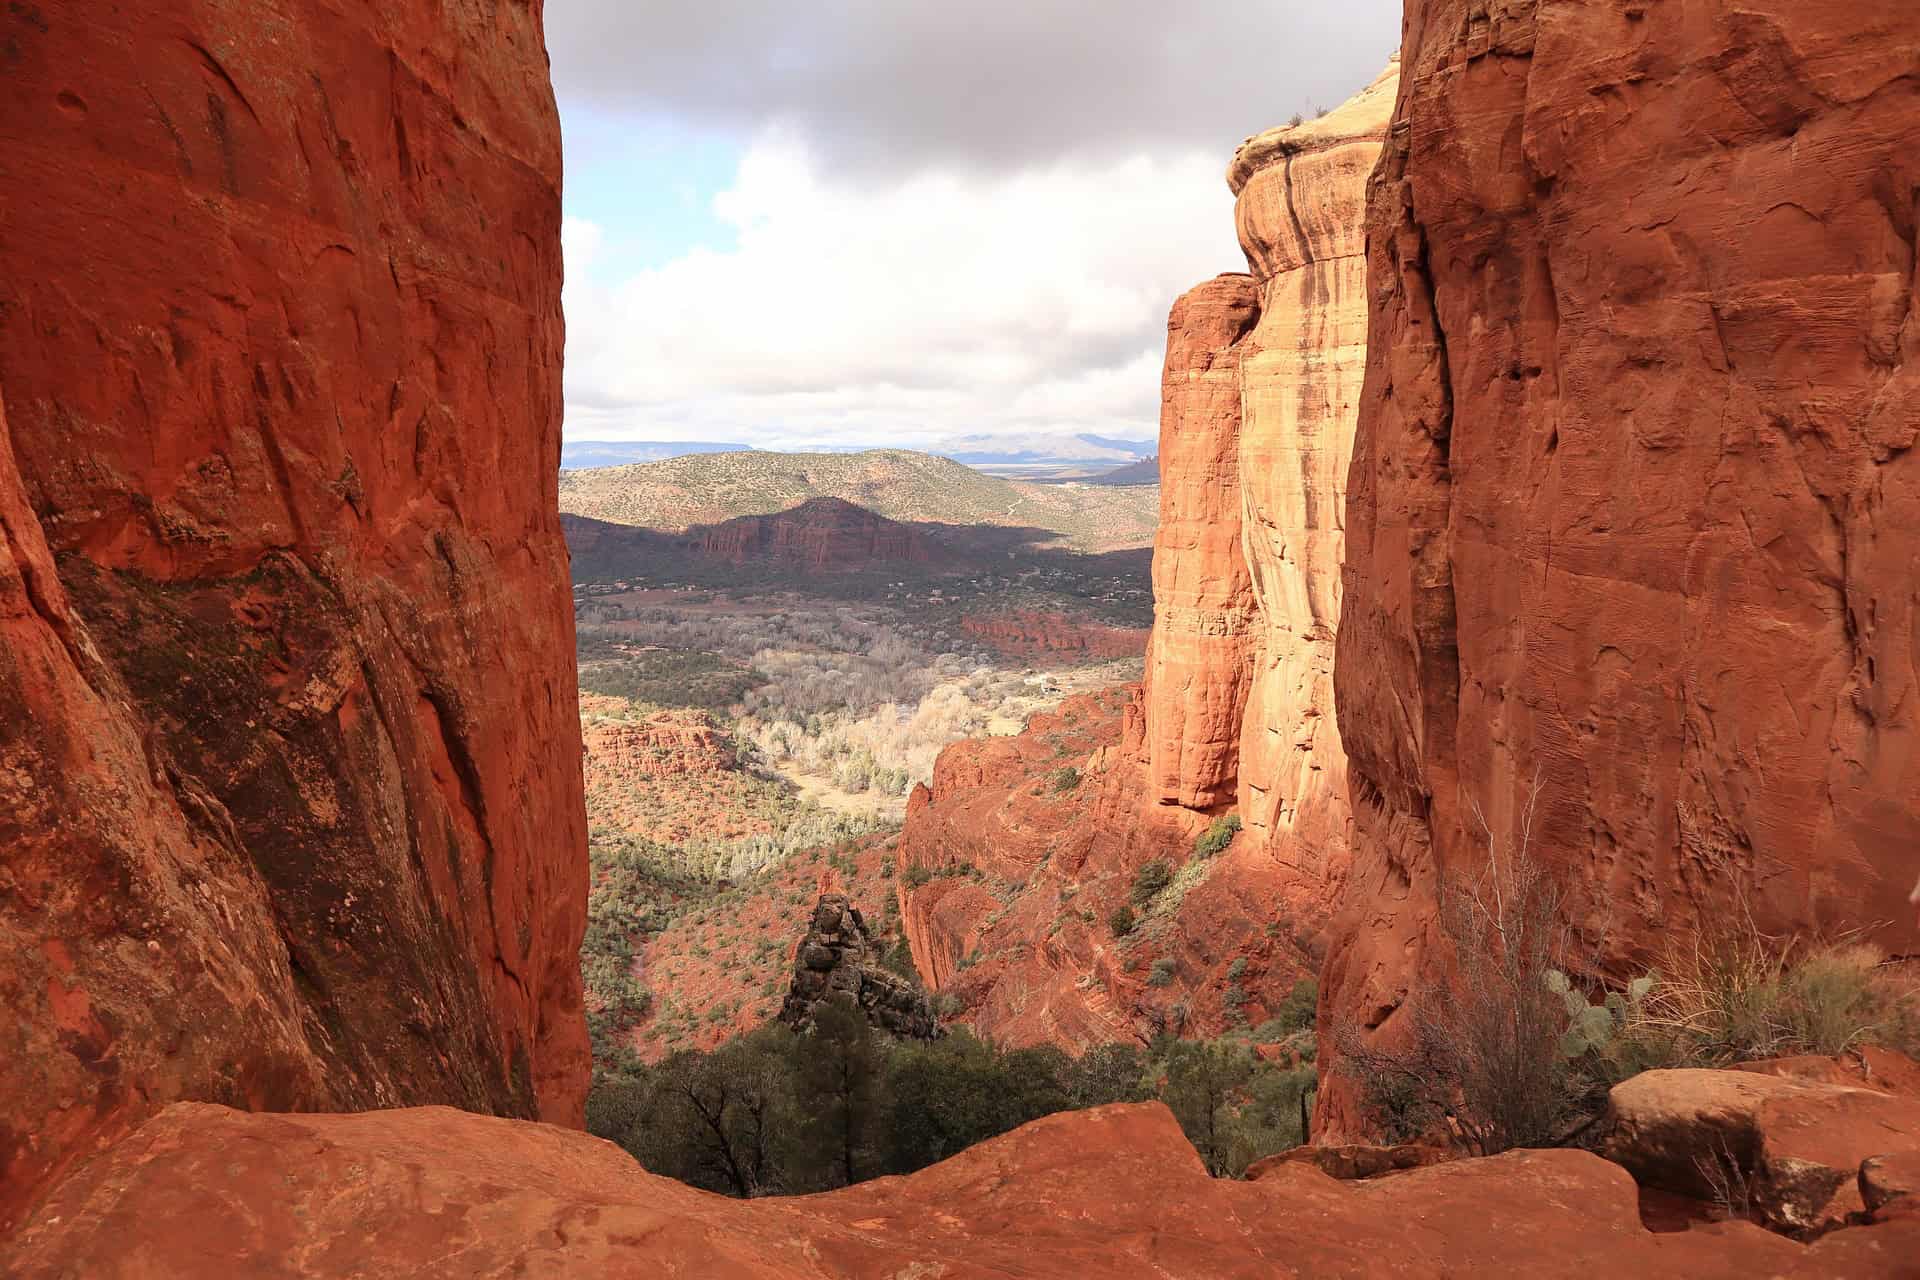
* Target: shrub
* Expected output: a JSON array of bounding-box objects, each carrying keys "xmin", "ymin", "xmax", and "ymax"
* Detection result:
[
  {"xmin": 1226, "ymin": 957, "xmax": 1248, "ymax": 982},
  {"xmin": 1194, "ymin": 814, "xmax": 1242, "ymax": 859},
  {"xmin": 903, "ymin": 865, "xmax": 934, "ymax": 888},
  {"xmin": 1109, "ymin": 904, "xmax": 1137, "ymax": 937},
  {"xmin": 1050, "ymin": 766, "xmax": 1082, "ymax": 793},
  {"xmin": 1148, "ymin": 958, "xmax": 1177, "ymax": 988},
  {"xmin": 1131, "ymin": 859, "xmax": 1173, "ymax": 907},
  {"xmin": 1333, "ymin": 805, "xmax": 1579, "ymax": 1154}
]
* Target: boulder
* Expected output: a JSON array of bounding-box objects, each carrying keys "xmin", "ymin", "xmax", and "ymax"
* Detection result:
[
  {"xmin": 1605, "ymin": 1068, "xmax": 1920, "ymax": 1233},
  {"xmin": 779, "ymin": 894, "xmax": 940, "ymax": 1040},
  {"xmin": 1861, "ymin": 1151, "xmax": 1920, "ymax": 1222},
  {"xmin": 1246, "ymin": 1142, "xmax": 1450, "ymax": 1183}
]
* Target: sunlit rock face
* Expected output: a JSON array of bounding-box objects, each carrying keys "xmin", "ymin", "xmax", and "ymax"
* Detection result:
[
  {"xmin": 1324, "ymin": 0, "xmax": 1920, "ymax": 1137},
  {"xmin": 0, "ymin": 0, "xmax": 587, "ymax": 1229}
]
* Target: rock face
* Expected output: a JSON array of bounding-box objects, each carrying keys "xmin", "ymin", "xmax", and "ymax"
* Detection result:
[
  {"xmin": 1222, "ymin": 59, "xmax": 1397, "ymax": 891},
  {"xmin": 1144, "ymin": 274, "xmax": 1261, "ymax": 810},
  {"xmin": 1604, "ymin": 1068, "xmax": 1920, "ymax": 1234},
  {"xmin": 779, "ymin": 895, "xmax": 941, "ymax": 1040},
  {"xmin": 1326, "ymin": 0, "xmax": 1920, "ymax": 1133},
  {"xmin": 958, "ymin": 611, "xmax": 1150, "ymax": 661},
  {"xmin": 899, "ymin": 690, "xmax": 1322, "ymax": 1050},
  {"xmin": 0, "ymin": 0, "xmax": 587, "ymax": 1230},
  {"xmin": 695, "ymin": 497, "xmax": 935, "ymax": 572},
  {"xmin": 15, "ymin": 1098, "xmax": 1917, "ymax": 1278}
]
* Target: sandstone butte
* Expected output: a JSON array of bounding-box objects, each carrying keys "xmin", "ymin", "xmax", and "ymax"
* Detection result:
[
  {"xmin": 1322, "ymin": 0, "xmax": 1920, "ymax": 1134},
  {"xmin": 893, "ymin": 62, "xmax": 1399, "ymax": 1049},
  {"xmin": 0, "ymin": 0, "xmax": 587, "ymax": 1235}
]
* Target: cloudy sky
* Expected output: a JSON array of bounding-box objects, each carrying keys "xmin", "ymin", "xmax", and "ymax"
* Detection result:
[{"xmin": 545, "ymin": 3, "xmax": 1401, "ymax": 450}]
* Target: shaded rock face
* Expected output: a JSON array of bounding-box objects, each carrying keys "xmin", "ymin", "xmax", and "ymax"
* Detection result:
[
  {"xmin": 0, "ymin": 0, "xmax": 587, "ymax": 1229},
  {"xmin": 15, "ymin": 1099, "xmax": 1915, "ymax": 1278},
  {"xmin": 695, "ymin": 497, "xmax": 934, "ymax": 572},
  {"xmin": 780, "ymin": 895, "xmax": 940, "ymax": 1041},
  {"xmin": 1326, "ymin": 1, "xmax": 1920, "ymax": 1133}
]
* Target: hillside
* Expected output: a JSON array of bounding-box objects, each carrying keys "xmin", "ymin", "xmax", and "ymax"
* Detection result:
[{"xmin": 557, "ymin": 449, "xmax": 1159, "ymax": 554}]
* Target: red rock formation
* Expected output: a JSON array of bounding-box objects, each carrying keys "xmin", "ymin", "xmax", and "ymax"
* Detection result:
[
  {"xmin": 0, "ymin": 0, "xmax": 586, "ymax": 1229},
  {"xmin": 9, "ymin": 1098, "xmax": 1911, "ymax": 1277},
  {"xmin": 1327, "ymin": 1, "xmax": 1920, "ymax": 1135},
  {"xmin": 1225, "ymin": 62, "xmax": 1396, "ymax": 910},
  {"xmin": 1144, "ymin": 275, "xmax": 1261, "ymax": 808},
  {"xmin": 694, "ymin": 496, "xmax": 935, "ymax": 572},
  {"xmin": 580, "ymin": 705, "xmax": 734, "ymax": 782},
  {"xmin": 959, "ymin": 610, "xmax": 1149, "ymax": 661}
]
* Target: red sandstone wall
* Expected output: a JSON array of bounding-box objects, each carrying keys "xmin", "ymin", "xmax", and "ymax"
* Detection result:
[
  {"xmin": 1326, "ymin": 0, "xmax": 1920, "ymax": 1135},
  {"xmin": 0, "ymin": 0, "xmax": 587, "ymax": 1227}
]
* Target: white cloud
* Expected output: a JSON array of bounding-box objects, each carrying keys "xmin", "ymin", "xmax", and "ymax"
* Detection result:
[{"xmin": 561, "ymin": 131, "xmax": 1241, "ymax": 448}]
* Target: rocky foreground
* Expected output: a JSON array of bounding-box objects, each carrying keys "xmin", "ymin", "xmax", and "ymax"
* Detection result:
[{"xmin": 5, "ymin": 1083, "xmax": 1917, "ymax": 1278}]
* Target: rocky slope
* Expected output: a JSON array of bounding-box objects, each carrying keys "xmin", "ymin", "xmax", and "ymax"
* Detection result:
[
  {"xmin": 1324, "ymin": 0, "xmax": 1920, "ymax": 1132},
  {"xmin": 8, "ymin": 1098, "xmax": 1914, "ymax": 1278},
  {"xmin": 899, "ymin": 691, "xmax": 1321, "ymax": 1049},
  {"xmin": 0, "ymin": 0, "xmax": 586, "ymax": 1230}
]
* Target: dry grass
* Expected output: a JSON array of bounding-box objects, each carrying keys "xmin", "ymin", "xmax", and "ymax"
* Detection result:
[{"xmin": 1632, "ymin": 925, "xmax": 1918, "ymax": 1066}]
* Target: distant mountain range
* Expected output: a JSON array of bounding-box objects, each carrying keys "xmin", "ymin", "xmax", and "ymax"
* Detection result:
[
  {"xmin": 558, "ymin": 433, "xmax": 1156, "ymax": 477},
  {"xmin": 556, "ymin": 448, "xmax": 1158, "ymax": 555},
  {"xmin": 1081, "ymin": 455, "xmax": 1159, "ymax": 486},
  {"xmin": 561, "ymin": 441, "xmax": 753, "ymax": 469}
]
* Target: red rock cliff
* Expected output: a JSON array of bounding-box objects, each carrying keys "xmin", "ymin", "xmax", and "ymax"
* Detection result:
[
  {"xmin": 1327, "ymin": 0, "xmax": 1920, "ymax": 1133},
  {"xmin": 0, "ymin": 0, "xmax": 587, "ymax": 1227}
]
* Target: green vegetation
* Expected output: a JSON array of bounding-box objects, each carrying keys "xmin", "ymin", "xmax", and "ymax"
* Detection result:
[
  {"xmin": 576, "ymin": 640, "xmax": 759, "ymax": 714},
  {"xmin": 588, "ymin": 1000, "xmax": 1317, "ymax": 1196},
  {"xmin": 1148, "ymin": 958, "xmax": 1177, "ymax": 988},
  {"xmin": 1334, "ymin": 829, "xmax": 1920, "ymax": 1153},
  {"xmin": 1193, "ymin": 814, "xmax": 1242, "ymax": 859},
  {"xmin": 1049, "ymin": 765, "xmax": 1082, "ymax": 793},
  {"xmin": 1108, "ymin": 904, "xmax": 1137, "ymax": 937},
  {"xmin": 1130, "ymin": 859, "xmax": 1173, "ymax": 907}
]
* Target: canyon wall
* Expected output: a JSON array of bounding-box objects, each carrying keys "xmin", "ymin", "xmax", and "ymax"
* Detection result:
[
  {"xmin": 0, "ymin": 0, "xmax": 587, "ymax": 1227},
  {"xmin": 1327, "ymin": 0, "xmax": 1920, "ymax": 1130}
]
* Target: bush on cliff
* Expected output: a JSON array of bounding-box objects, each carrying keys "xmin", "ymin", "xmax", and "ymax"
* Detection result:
[
  {"xmin": 1193, "ymin": 814, "xmax": 1242, "ymax": 858},
  {"xmin": 1130, "ymin": 859, "xmax": 1173, "ymax": 907}
]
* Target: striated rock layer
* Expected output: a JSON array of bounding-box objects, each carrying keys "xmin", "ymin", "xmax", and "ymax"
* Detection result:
[
  {"xmin": 1326, "ymin": 1, "xmax": 1920, "ymax": 1134},
  {"xmin": 0, "ymin": 0, "xmax": 587, "ymax": 1229},
  {"xmin": 9, "ymin": 1099, "xmax": 1914, "ymax": 1278},
  {"xmin": 1219, "ymin": 59, "xmax": 1397, "ymax": 918}
]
